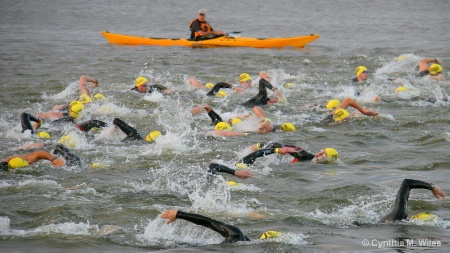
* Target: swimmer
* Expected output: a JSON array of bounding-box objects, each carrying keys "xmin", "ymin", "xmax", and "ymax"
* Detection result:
[
  {"xmin": 208, "ymin": 163, "xmax": 253, "ymax": 179},
  {"xmin": 131, "ymin": 76, "xmax": 171, "ymax": 94},
  {"xmin": 20, "ymin": 112, "xmax": 42, "ymax": 134},
  {"xmin": 76, "ymin": 119, "xmax": 108, "ymax": 132},
  {"xmin": 353, "ymin": 66, "xmax": 368, "ymax": 83},
  {"xmin": 418, "ymin": 58, "xmax": 444, "ymax": 81},
  {"xmin": 320, "ymin": 98, "xmax": 378, "ymax": 124},
  {"xmin": 52, "ymin": 75, "xmax": 99, "ymax": 111},
  {"xmin": 161, "ymin": 210, "xmax": 280, "ymax": 243},
  {"xmin": 237, "ymin": 142, "xmax": 338, "ymax": 167},
  {"xmin": 189, "ymin": 72, "xmax": 253, "ymax": 93},
  {"xmin": 37, "ymin": 100, "xmax": 85, "ymax": 123},
  {"xmin": 380, "ymin": 179, "xmax": 446, "ymax": 222},
  {"xmin": 1, "ymin": 150, "xmax": 65, "ymax": 171},
  {"xmin": 242, "ymin": 72, "xmax": 285, "ymax": 107},
  {"xmin": 112, "ymin": 118, "xmax": 161, "ymax": 143}
]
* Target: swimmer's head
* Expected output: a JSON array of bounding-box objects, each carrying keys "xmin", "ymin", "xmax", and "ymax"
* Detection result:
[
  {"xmin": 216, "ymin": 91, "xmax": 227, "ymax": 98},
  {"xmin": 235, "ymin": 162, "xmax": 248, "ymax": 169},
  {"xmin": 410, "ymin": 212, "xmax": 437, "ymax": 222},
  {"xmin": 228, "ymin": 118, "xmax": 241, "ymax": 126},
  {"xmin": 333, "ymin": 109, "xmax": 350, "ymax": 122},
  {"xmin": 326, "ymin": 99, "xmax": 341, "ymax": 109},
  {"xmin": 429, "ymin": 64, "xmax": 442, "ymax": 75},
  {"xmin": 239, "ymin": 73, "xmax": 251, "ymax": 82},
  {"xmin": 69, "ymin": 101, "xmax": 84, "ymax": 119},
  {"xmin": 145, "ymin": 130, "xmax": 161, "ymax": 142},
  {"xmin": 8, "ymin": 157, "xmax": 30, "ymax": 169},
  {"xmin": 395, "ymin": 86, "xmax": 407, "ymax": 92},
  {"xmin": 78, "ymin": 94, "xmax": 92, "ymax": 104},
  {"xmin": 312, "ymin": 148, "xmax": 338, "ymax": 164},
  {"xmin": 281, "ymin": 122, "xmax": 296, "ymax": 132},
  {"xmin": 89, "ymin": 162, "xmax": 105, "ymax": 169},
  {"xmin": 283, "ymin": 82, "xmax": 293, "ymax": 88},
  {"xmin": 58, "ymin": 135, "xmax": 76, "ymax": 148},
  {"xmin": 325, "ymin": 148, "xmax": 339, "ymax": 161},
  {"xmin": 36, "ymin": 131, "xmax": 51, "ymax": 139},
  {"xmin": 226, "ymin": 181, "xmax": 241, "ymax": 186},
  {"xmin": 135, "ymin": 76, "xmax": 148, "ymax": 87},
  {"xmin": 204, "ymin": 82, "xmax": 215, "ymax": 89},
  {"xmin": 355, "ymin": 66, "xmax": 368, "ymax": 77},
  {"xmin": 215, "ymin": 122, "xmax": 232, "ymax": 131},
  {"xmin": 93, "ymin": 93, "xmax": 106, "ymax": 101},
  {"xmin": 259, "ymin": 231, "xmax": 282, "ymax": 240}
]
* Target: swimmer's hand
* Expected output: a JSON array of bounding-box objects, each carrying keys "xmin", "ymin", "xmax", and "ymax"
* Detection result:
[
  {"xmin": 362, "ymin": 108, "xmax": 378, "ymax": 116},
  {"xmin": 432, "ymin": 186, "xmax": 446, "ymax": 199},
  {"xmin": 234, "ymin": 169, "xmax": 253, "ymax": 179},
  {"xmin": 161, "ymin": 209, "xmax": 178, "ymax": 224}
]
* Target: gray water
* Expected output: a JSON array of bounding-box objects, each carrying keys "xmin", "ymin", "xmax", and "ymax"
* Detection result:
[{"xmin": 1, "ymin": 0, "xmax": 450, "ymax": 252}]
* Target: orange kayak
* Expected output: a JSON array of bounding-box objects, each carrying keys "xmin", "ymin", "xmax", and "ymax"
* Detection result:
[{"xmin": 101, "ymin": 31, "xmax": 319, "ymax": 49}]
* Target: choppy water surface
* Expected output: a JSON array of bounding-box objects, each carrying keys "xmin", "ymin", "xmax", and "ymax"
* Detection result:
[{"xmin": 1, "ymin": 0, "xmax": 449, "ymax": 252}]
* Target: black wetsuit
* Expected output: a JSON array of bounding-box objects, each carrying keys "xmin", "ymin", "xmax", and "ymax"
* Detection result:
[
  {"xmin": 239, "ymin": 142, "xmax": 315, "ymax": 166},
  {"xmin": 208, "ymin": 163, "xmax": 236, "ymax": 176},
  {"xmin": 380, "ymin": 179, "xmax": 435, "ymax": 222},
  {"xmin": 206, "ymin": 82, "xmax": 232, "ymax": 96},
  {"xmin": 113, "ymin": 118, "xmax": 143, "ymax": 141},
  {"xmin": 21, "ymin": 113, "xmax": 41, "ymax": 134},
  {"xmin": 242, "ymin": 79, "xmax": 276, "ymax": 107},
  {"xmin": 76, "ymin": 120, "xmax": 107, "ymax": 132},
  {"xmin": 53, "ymin": 144, "xmax": 84, "ymax": 167},
  {"xmin": 418, "ymin": 70, "xmax": 430, "ymax": 77},
  {"xmin": 131, "ymin": 84, "xmax": 168, "ymax": 93},
  {"xmin": 206, "ymin": 109, "xmax": 223, "ymax": 126},
  {"xmin": 176, "ymin": 211, "xmax": 250, "ymax": 243}
]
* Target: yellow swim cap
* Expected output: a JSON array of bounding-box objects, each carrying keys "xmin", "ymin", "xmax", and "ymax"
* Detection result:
[
  {"xmin": 395, "ymin": 86, "xmax": 407, "ymax": 92},
  {"xmin": 93, "ymin": 93, "xmax": 106, "ymax": 100},
  {"xmin": 135, "ymin": 76, "xmax": 148, "ymax": 87},
  {"xmin": 283, "ymin": 82, "xmax": 293, "ymax": 88},
  {"xmin": 8, "ymin": 157, "xmax": 30, "ymax": 169},
  {"xmin": 410, "ymin": 212, "xmax": 437, "ymax": 222},
  {"xmin": 324, "ymin": 148, "xmax": 338, "ymax": 160},
  {"xmin": 78, "ymin": 94, "xmax": 92, "ymax": 104},
  {"xmin": 333, "ymin": 109, "xmax": 350, "ymax": 122},
  {"xmin": 145, "ymin": 130, "xmax": 161, "ymax": 142},
  {"xmin": 235, "ymin": 162, "xmax": 248, "ymax": 169},
  {"xmin": 58, "ymin": 135, "xmax": 76, "ymax": 148},
  {"xmin": 230, "ymin": 118, "xmax": 241, "ymax": 126},
  {"xmin": 69, "ymin": 101, "xmax": 84, "ymax": 119},
  {"xmin": 355, "ymin": 66, "xmax": 368, "ymax": 77},
  {"xmin": 281, "ymin": 122, "xmax": 296, "ymax": 132},
  {"xmin": 429, "ymin": 64, "xmax": 442, "ymax": 75},
  {"xmin": 216, "ymin": 91, "xmax": 227, "ymax": 97},
  {"xmin": 260, "ymin": 231, "xmax": 281, "ymax": 240},
  {"xmin": 239, "ymin": 73, "xmax": 251, "ymax": 82},
  {"xmin": 226, "ymin": 181, "xmax": 241, "ymax": 186},
  {"xmin": 326, "ymin": 99, "xmax": 341, "ymax": 109},
  {"xmin": 90, "ymin": 163, "xmax": 105, "ymax": 169},
  {"xmin": 205, "ymin": 82, "xmax": 215, "ymax": 89},
  {"xmin": 36, "ymin": 131, "xmax": 51, "ymax": 139},
  {"xmin": 215, "ymin": 122, "xmax": 232, "ymax": 131}
]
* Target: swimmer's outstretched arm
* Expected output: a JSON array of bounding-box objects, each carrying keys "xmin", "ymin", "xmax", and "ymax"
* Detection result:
[
  {"xmin": 380, "ymin": 179, "xmax": 446, "ymax": 222},
  {"xmin": 80, "ymin": 75, "xmax": 99, "ymax": 97},
  {"xmin": 208, "ymin": 163, "xmax": 252, "ymax": 178},
  {"xmin": 334, "ymin": 98, "xmax": 378, "ymax": 116},
  {"xmin": 239, "ymin": 146, "xmax": 299, "ymax": 166},
  {"xmin": 206, "ymin": 82, "xmax": 232, "ymax": 96},
  {"xmin": 161, "ymin": 210, "xmax": 250, "ymax": 242}
]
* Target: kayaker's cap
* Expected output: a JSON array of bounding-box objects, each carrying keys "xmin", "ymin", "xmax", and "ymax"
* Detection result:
[
  {"xmin": 205, "ymin": 83, "xmax": 215, "ymax": 89},
  {"xmin": 216, "ymin": 91, "xmax": 227, "ymax": 98},
  {"xmin": 355, "ymin": 66, "xmax": 368, "ymax": 77},
  {"xmin": 198, "ymin": 9, "xmax": 206, "ymax": 16},
  {"xmin": 239, "ymin": 73, "xmax": 251, "ymax": 82},
  {"xmin": 8, "ymin": 157, "xmax": 30, "ymax": 169},
  {"xmin": 333, "ymin": 109, "xmax": 350, "ymax": 122},
  {"xmin": 260, "ymin": 231, "xmax": 281, "ymax": 240},
  {"xmin": 324, "ymin": 148, "xmax": 339, "ymax": 161},
  {"xmin": 79, "ymin": 94, "xmax": 92, "ymax": 104},
  {"xmin": 145, "ymin": 130, "xmax": 161, "ymax": 142},
  {"xmin": 281, "ymin": 122, "xmax": 296, "ymax": 132},
  {"xmin": 93, "ymin": 93, "xmax": 106, "ymax": 101},
  {"xmin": 395, "ymin": 86, "xmax": 407, "ymax": 92},
  {"xmin": 37, "ymin": 131, "xmax": 51, "ymax": 139},
  {"xmin": 429, "ymin": 64, "xmax": 442, "ymax": 75},
  {"xmin": 215, "ymin": 122, "xmax": 232, "ymax": 131},
  {"xmin": 326, "ymin": 99, "xmax": 341, "ymax": 109},
  {"xmin": 135, "ymin": 76, "xmax": 148, "ymax": 87}
]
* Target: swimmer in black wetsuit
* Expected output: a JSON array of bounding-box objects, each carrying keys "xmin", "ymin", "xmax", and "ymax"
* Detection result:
[
  {"xmin": 53, "ymin": 144, "xmax": 84, "ymax": 167},
  {"xmin": 76, "ymin": 119, "xmax": 108, "ymax": 132},
  {"xmin": 206, "ymin": 82, "xmax": 233, "ymax": 96},
  {"xmin": 208, "ymin": 163, "xmax": 253, "ymax": 178},
  {"xmin": 112, "ymin": 118, "xmax": 161, "ymax": 142},
  {"xmin": 242, "ymin": 78, "xmax": 284, "ymax": 107},
  {"xmin": 380, "ymin": 179, "xmax": 446, "ymax": 222},
  {"xmin": 237, "ymin": 142, "xmax": 338, "ymax": 167},
  {"xmin": 161, "ymin": 210, "xmax": 250, "ymax": 243},
  {"xmin": 132, "ymin": 76, "xmax": 171, "ymax": 94},
  {"xmin": 21, "ymin": 113, "xmax": 42, "ymax": 134}
]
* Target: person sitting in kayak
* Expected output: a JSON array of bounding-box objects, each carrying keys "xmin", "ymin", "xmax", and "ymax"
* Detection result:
[
  {"xmin": 190, "ymin": 9, "xmax": 225, "ymax": 40},
  {"xmin": 131, "ymin": 76, "xmax": 171, "ymax": 94},
  {"xmin": 380, "ymin": 179, "xmax": 446, "ymax": 222},
  {"xmin": 418, "ymin": 58, "xmax": 445, "ymax": 81}
]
